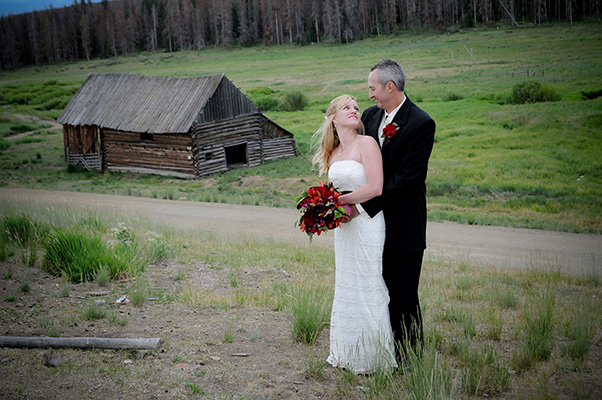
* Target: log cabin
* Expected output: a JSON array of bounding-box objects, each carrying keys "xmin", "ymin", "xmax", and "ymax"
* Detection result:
[{"xmin": 57, "ymin": 73, "xmax": 297, "ymax": 178}]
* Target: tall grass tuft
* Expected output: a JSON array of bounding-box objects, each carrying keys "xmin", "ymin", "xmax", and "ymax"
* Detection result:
[
  {"xmin": 94, "ymin": 265, "xmax": 111, "ymax": 286},
  {"xmin": 513, "ymin": 289, "xmax": 556, "ymax": 370},
  {"xmin": 42, "ymin": 230, "xmax": 106, "ymax": 283},
  {"xmin": 82, "ymin": 303, "xmax": 106, "ymax": 320},
  {"xmin": 145, "ymin": 231, "xmax": 174, "ymax": 263},
  {"xmin": 42, "ymin": 229, "xmax": 142, "ymax": 283},
  {"xmin": 0, "ymin": 235, "xmax": 9, "ymax": 261},
  {"xmin": 561, "ymin": 308, "xmax": 595, "ymax": 361},
  {"xmin": 303, "ymin": 351, "xmax": 328, "ymax": 379},
  {"xmin": 2, "ymin": 214, "xmax": 47, "ymax": 268},
  {"xmin": 524, "ymin": 290, "xmax": 555, "ymax": 361},
  {"xmin": 290, "ymin": 281, "xmax": 331, "ymax": 345},
  {"xmin": 128, "ymin": 278, "xmax": 150, "ymax": 307},
  {"xmin": 3, "ymin": 214, "xmax": 37, "ymax": 245},
  {"xmin": 452, "ymin": 341, "xmax": 510, "ymax": 396},
  {"xmin": 398, "ymin": 337, "xmax": 456, "ymax": 400}
]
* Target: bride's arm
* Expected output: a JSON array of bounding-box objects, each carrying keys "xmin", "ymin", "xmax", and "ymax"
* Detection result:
[{"xmin": 339, "ymin": 136, "xmax": 383, "ymax": 205}]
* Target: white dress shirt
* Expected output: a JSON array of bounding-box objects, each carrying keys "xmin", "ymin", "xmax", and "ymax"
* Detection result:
[
  {"xmin": 377, "ymin": 99, "xmax": 405, "ymax": 146},
  {"xmin": 357, "ymin": 96, "xmax": 406, "ymax": 215}
]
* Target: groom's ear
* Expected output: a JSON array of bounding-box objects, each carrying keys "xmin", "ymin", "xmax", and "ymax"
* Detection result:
[{"xmin": 385, "ymin": 81, "xmax": 395, "ymax": 93}]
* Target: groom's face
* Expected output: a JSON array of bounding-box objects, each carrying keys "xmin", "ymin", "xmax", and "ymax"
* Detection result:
[{"xmin": 368, "ymin": 70, "xmax": 389, "ymax": 110}]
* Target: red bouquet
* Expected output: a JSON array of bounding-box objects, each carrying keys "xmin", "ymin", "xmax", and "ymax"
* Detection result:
[{"xmin": 296, "ymin": 181, "xmax": 349, "ymax": 242}]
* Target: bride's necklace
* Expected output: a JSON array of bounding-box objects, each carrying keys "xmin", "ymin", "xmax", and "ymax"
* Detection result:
[{"xmin": 337, "ymin": 135, "xmax": 357, "ymax": 157}]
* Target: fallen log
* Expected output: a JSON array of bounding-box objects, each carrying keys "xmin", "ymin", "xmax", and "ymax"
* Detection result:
[{"xmin": 0, "ymin": 336, "xmax": 162, "ymax": 350}]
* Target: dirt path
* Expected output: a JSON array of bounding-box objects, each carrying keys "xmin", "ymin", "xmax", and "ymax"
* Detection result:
[{"xmin": 1, "ymin": 187, "xmax": 600, "ymax": 276}]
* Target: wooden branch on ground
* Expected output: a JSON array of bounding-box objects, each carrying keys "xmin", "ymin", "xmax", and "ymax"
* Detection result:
[{"xmin": 0, "ymin": 336, "xmax": 162, "ymax": 350}]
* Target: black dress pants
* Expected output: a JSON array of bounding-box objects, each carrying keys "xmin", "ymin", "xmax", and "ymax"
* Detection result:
[{"xmin": 382, "ymin": 249, "xmax": 424, "ymax": 354}]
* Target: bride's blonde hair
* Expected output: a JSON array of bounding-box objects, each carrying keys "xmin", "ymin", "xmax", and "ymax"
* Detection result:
[{"xmin": 311, "ymin": 94, "xmax": 364, "ymax": 176}]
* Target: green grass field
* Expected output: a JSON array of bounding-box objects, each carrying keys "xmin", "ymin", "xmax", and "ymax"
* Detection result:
[{"xmin": 1, "ymin": 22, "xmax": 601, "ymax": 233}]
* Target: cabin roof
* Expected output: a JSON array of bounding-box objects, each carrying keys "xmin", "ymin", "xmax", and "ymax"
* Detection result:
[{"xmin": 57, "ymin": 73, "xmax": 225, "ymax": 134}]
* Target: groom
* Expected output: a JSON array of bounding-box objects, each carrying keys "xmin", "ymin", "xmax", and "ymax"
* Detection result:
[{"xmin": 354, "ymin": 59, "xmax": 436, "ymax": 355}]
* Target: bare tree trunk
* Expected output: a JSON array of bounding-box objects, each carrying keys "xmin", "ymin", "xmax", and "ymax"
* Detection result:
[
  {"xmin": 29, "ymin": 12, "xmax": 44, "ymax": 65},
  {"xmin": 274, "ymin": 8, "xmax": 280, "ymax": 45},
  {"xmin": 314, "ymin": 13, "xmax": 320, "ymax": 42},
  {"xmin": 286, "ymin": 0, "xmax": 293, "ymax": 44},
  {"xmin": 151, "ymin": 4, "xmax": 158, "ymax": 51},
  {"xmin": 375, "ymin": 2, "xmax": 380, "ymax": 36}
]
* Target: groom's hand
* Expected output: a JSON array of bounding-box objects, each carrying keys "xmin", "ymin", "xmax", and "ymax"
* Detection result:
[{"xmin": 341, "ymin": 204, "xmax": 359, "ymax": 223}]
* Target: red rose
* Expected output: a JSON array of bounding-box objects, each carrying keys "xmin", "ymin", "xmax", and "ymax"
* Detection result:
[{"xmin": 381, "ymin": 122, "xmax": 399, "ymax": 144}]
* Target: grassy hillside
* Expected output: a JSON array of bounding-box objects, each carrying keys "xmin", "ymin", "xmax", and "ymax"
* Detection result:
[{"xmin": 1, "ymin": 22, "xmax": 601, "ymax": 233}]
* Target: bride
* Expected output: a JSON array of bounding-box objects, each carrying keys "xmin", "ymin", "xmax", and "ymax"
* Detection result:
[{"xmin": 312, "ymin": 94, "xmax": 397, "ymax": 374}]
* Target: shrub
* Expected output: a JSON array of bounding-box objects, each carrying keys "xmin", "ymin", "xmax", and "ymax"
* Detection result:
[
  {"xmin": 508, "ymin": 81, "xmax": 560, "ymax": 104},
  {"xmin": 283, "ymin": 91, "xmax": 309, "ymax": 111},
  {"xmin": 10, "ymin": 123, "xmax": 37, "ymax": 134},
  {"xmin": 0, "ymin": 139, "xmax": 11, "ymax": 151},
  {"xmin": 6, "ymin": 93, "xmax": 33, "ymax": 105},
  {"xmin": 247, "ymin": 87, "xmax": 283, "ymax": 111},
  {"xmin": 444, "ymin": 92, "xmax": 463, "ymax": 101},
  {"xmin": 37, "ymin": 98, "xmax": 67, "ymax": 111},
  {"xmin": 251, "ymin": 94, "xmax": 281, "ymax": 111},
  {"xmin": 247, "ymin": 87, "xmax": 274, "ymax": 96},
  {"xmin": 15, "ymin": 137, "xmax": 44, "ymax": 144},
  {"xmin": 581, "ymin": 89, "xmax": 602, "ymax": 100},
  {"xmin": 67, "ymin": 164, "xmax": 88, "ymax": 173}
]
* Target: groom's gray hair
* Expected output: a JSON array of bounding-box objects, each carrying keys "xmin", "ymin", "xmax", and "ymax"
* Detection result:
[{"xmin": 371, "ymin": 59, "xmax": 405, "ymax": 92}]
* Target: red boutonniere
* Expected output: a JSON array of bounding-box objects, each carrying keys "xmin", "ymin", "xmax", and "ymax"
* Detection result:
[{"xmin": 381, "ymin": 122, "xmax": 399, "ymax": 145}]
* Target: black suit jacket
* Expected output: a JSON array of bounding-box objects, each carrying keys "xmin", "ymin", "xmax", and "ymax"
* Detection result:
[{"xmin": 360, "ymin": 96, "xmax": 435, "ymax": 253}]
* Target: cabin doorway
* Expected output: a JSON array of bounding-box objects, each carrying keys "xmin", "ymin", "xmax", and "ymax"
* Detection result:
[
  {"xmin": 225, "ymin": 143, "xmax": 248, "ymax": 167},
  {"xmin": 63, "ymin": 125, "xmax": 101, "ymax": 171}
]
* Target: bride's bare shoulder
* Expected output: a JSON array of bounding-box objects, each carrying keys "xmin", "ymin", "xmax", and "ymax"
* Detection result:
[{"xmin": 359, "ymin": 135, "xmax": 379, "ymax": 146}]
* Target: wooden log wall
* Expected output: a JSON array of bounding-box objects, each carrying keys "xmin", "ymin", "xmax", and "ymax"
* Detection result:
[
  {"xmin": 192, "ymin": 114, "xmax": 263, "ymax": 176},
  {"xmin": 101, "ymin": 129, "xmax": 195, "ymax": 176},
  {"xmin": 260, "ymin": 115, "xmax": 292, "ymax": 140},
  {"xmin": 262, "ymin": 137, "xmax": 297, "ymax": 161},
  {"xmin": 63, "ymin": 125, "xmax": 98, "ymax": 154},
  {"xmin": 192, "ymin": 113, "xmax": 297, "ymax": 176}
]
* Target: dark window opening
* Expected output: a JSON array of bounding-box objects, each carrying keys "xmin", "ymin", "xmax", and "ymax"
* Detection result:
[
  {"xmin": 225, "ymin": 143, "xmax": 248, "ymax": 167},
  {"xmin": 140, "ymin": 132, "xmax": 154, "ymax": 141},
  {"xmin": 206, "ymin": 152, "xmax": 213, "ymax": 161}
]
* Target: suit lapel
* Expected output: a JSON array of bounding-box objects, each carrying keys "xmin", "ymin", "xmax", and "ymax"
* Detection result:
[
  {"xmin": 367, "ymin": 108, "xmax": 385, "ymax": 148},
  {"xmin": 382, "ymin": 97, "xmax": 412, "ymax": 151}
]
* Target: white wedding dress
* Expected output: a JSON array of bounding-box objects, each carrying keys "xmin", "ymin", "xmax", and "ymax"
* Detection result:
[{"xmin": 327, "ymin": 160, "xmax": 397, "ymax": 374}]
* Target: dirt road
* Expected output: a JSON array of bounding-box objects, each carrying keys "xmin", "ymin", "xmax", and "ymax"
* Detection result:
[{"xmin": 1, "ymin": 188, "xmax": 600, "ymax": 276}]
